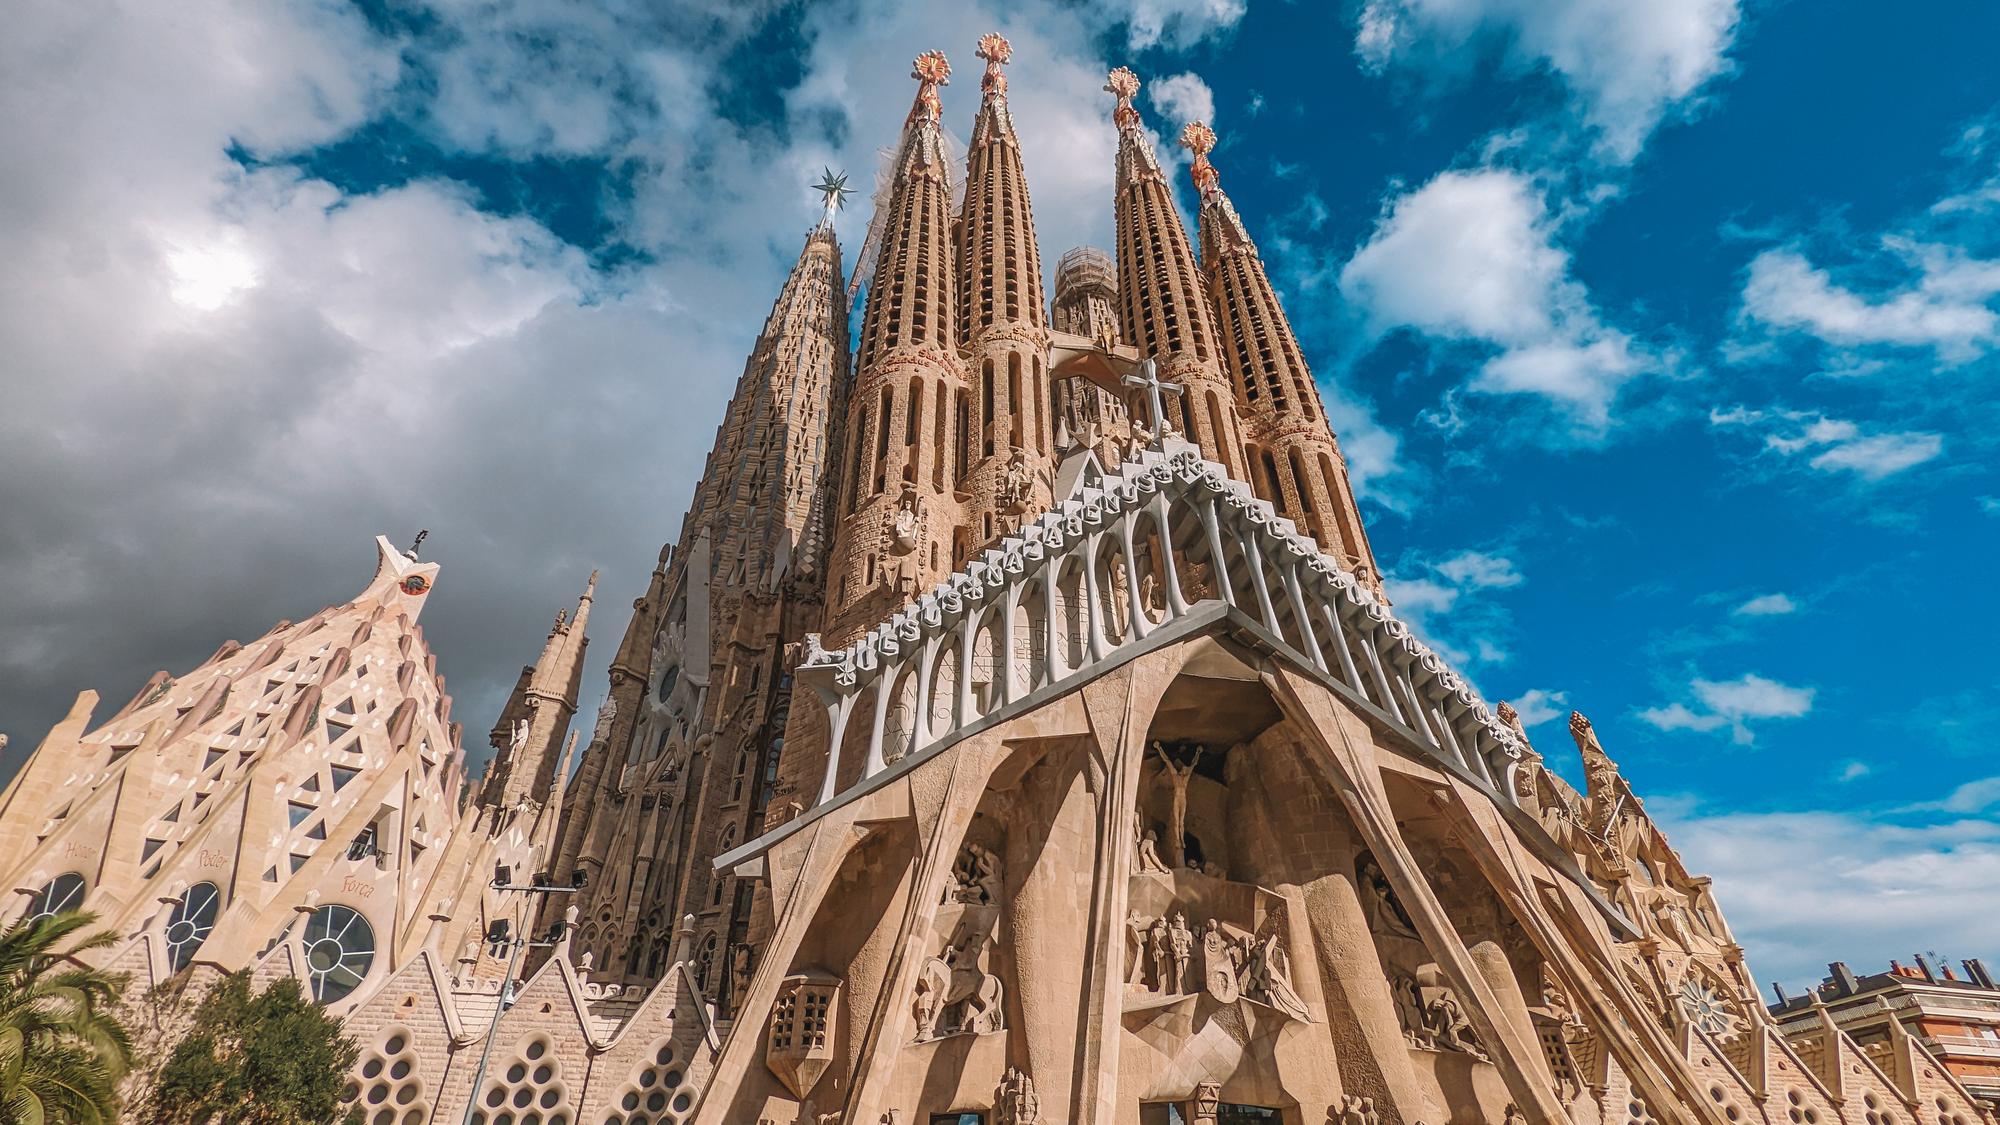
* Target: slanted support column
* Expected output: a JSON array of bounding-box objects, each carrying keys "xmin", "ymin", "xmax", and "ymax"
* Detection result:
[
  {"xmin": 862, "ymin": 673, "xmax": 892, "ymax": 779},
  {"xmin": 1272, "ymin": 668, "xmax": 1577, "ymax": 1125},
  {"xmin": 1118, "ymin": 514, "xmax": 1150, "ymax": 641},
  {"xmin": 1198, "ymin": 498, "xmax": 1236, "ymax": 607},
  {"xmin": 1152, "ymin": 498, "xmax": 1190, "ymax": 617},
  {"xmin": 817, "ymin": 689, "xmax": 857, "ymax": 806}
]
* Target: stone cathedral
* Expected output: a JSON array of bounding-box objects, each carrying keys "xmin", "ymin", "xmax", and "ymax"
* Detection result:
[{"xmin": 0, "ymin": 38, "xmax": 1989, "ymax": 1125}]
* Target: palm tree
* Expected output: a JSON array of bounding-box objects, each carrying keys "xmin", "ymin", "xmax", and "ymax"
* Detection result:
[{"xmin": 0, "ymin": 910, "xmax": 133, "ymax": 1124}]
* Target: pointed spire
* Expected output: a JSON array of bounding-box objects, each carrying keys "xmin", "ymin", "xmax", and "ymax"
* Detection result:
[
  {"xmin": 811, "ymin": 168, "xmax": 852, "ymax": 233},
  {"xmin": 958, "ymin": 32, "xmax": 1052, "ymax": 551},
  {"xmin": 485, "ymin": 571, "xmax": 595, "ymax": 809},
  {"xmin": 1102, "ymin": 68, "xmax": 1246, "ymax": 476},
  {"xmin": 1179, "ymin": 118, "xmax": 1382, "ymax": 587}
]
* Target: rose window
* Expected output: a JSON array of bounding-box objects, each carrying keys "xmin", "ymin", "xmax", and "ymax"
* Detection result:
[
  {"xmin": 1678, "ymin": 977, "xmax": 1741, "ymax": 1040},
  {"xmin": 303, "ymin": 904, "xmax": 376, "ymax": 1003}
]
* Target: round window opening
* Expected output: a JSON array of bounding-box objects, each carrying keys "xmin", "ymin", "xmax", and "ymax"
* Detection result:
[
  {"xmin": 303, "ymin": 904, "xmax": 376, "ymax": 1003},
  {"xmin": 166, "ymin": 882, "xmax": 222, "ymax": 972}
]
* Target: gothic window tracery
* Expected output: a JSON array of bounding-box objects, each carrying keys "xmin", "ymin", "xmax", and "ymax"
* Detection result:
[
  {"xmin": 26, "ymin": 872, "xmax": 86, "ymax": 921},
  {"xmin": 165, "ymin": 881, "xmax": 221, "ymax": 972}
]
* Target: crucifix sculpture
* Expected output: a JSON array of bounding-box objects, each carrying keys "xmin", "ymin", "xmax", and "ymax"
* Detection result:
[{"xmin": 1121, "ymin": 358, "xmax": 1183, "ymax": 448}]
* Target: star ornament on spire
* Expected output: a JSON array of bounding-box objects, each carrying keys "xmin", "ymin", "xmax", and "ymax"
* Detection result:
[
  {"xmin": 1179, "ymin": 121, "xmax": 1220, "ymax": 194},
  {"xmin": 977, "ymin": 33, "xmax": 1012, "ymax": 97},
  {"xmin": 812, "ymin": 168, "xmax": 852, "ymax": 214},
  {"xmin": 910, "ymin": 50, "xmax": 951, "ymax": 123}
]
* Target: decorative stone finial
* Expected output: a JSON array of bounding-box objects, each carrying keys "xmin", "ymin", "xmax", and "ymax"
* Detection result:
[
  {"xmin": 977, "ymin": 33, "xmax": 1011, "ymax": 97},
  {"xmin": 1106, "ymin": 67, "xmax": 1141, "ymax": 130},
  {"xmin": 910, "ymin": 50, "xmax": 951, "ymax": 123},
  {"xmin": 404, "ymin": 528, "xmax": 428, "ymax": 561},
  {"xmin": 1180, "ymin": 121, "xmax": 1219, "ymax": 193}
]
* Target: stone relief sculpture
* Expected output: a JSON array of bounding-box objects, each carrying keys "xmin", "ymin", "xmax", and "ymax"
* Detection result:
[
  {"xmin": 946, "ymin": 842, "xmax": 1001, "ymax": 906},
  {"xmin": 1167, "ymin": 911, "xmax": 1195, "ymax": 994},
  {"xmin": 997, "ymin": 448, "xmax": 1036, "ymax": 515},
  {"xmin": 913, "ymin": 926, "xmax": 1004, "ymax": 1040},
  {"xmin": 1125, "ymin": 903, "xmax": 1313, "ymax": 1019},
  {"xmin": 1336, "ymin": 1095, "xmax": 1382, "ymax": 1125},
  {"xmin": 1358, "ymin": 857, "xmax": 1421, "ymax": 941},
  {"xmin": 1201, "ymin": 920, "xmax": 1239, "ymax": 1003},
  {"xmin": 1394, "ymin": 969, "xmax": 1488, "ymax": 1060},
  {"xmin": 995, "ymin": 1066, "xmax": 1039, "ymax": 1125}
]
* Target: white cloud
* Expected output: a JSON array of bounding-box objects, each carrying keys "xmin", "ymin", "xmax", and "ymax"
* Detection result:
[
  {"xmin": 1352, "ymin": 0, "xmax": 1741, "ymax": 160},
  {"xmin": 0, "ymin": 0, "xmax": 1218, "ymax": 760},
  {"xmin": 1341, "ymin": 169, "xmax": 1648, "ymax": 429},
  {"xmin": 1435, "ymin": 550, "xmax": 1523, "ymax": 589},
  {"xmin": 1148, "ymin": 72, "xmax": 1216, "ymax": 129},
  {"xmin": 1384, "ymin": 549, "xmax": 1525, "ymax": 668},
  {"xmin": 1659, "ymin": 799, "xmax": 2000, "ymax": 989},
  {"xmin": 1907, "ymin": 776, "xmax": 2000, "ymax": 815},
  {"xmin": 1732, "ymin": 593, "xmax": 1797, "ymax": 617},
  {"xmin": 1836, "ymin": 760, "xmax": 1871, "ymax": 783},
  {"xmin": 1710, "ymin": 406, "xmax": 1944, "ymax": 482},
  {"xmin": 1638, "ymin": 672, "xmax": 1815, "ymax": 745},
  {"xmin": 1112, "ymin": 0, "xmax": 1248, "ymax": 51},
  {"xmin": 1508, "ymin": 688, "xmax": 1569, "ymax": 728},
  {"xmin": 1743, "ymin": 247, "xmax": 2000, "ymax": 361}
]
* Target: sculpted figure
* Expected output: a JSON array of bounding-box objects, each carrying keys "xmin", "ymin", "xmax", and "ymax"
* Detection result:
[
  {"xmin": 1167, "ymin": 911, "xmax": 1195, "ymax": 994},
  {"xmin": 1126, "ymin": 912, "xmax": 1153, "ymax": 986},
  {"xmin": 1393, "ymin": 974, "xmax": 1432, "ymax": 1048},
  {"xmin": 995, "ymin": 1066, "xmax": 1039, "ymax": 1125},
  {"xmin": 1259, "ymin": 932, "xmax": 1311, "ymax": 1021},
  {"xmin": 1359, "ymin": 858, "xmax": 1420, "ymax": 941},
  {"xmin": 1154, "ymin": 742, "xmax": 1203, "ymax": 868},
  {"xmin": 1503, "ymin": 1105, "xmax": 1526, "ymax": 1125},
  {"xmin": 1202, "ymin": 921, "xmax": 1239, "ymax": 1003},
  {"xmin": 998, "ymin": 448, "xmax": 1036, "ymax": 515},
  {"xmin": 1133, "ymin": 822, "xmax": 1170, "ymax": 875},
  {"xmin": 1147, "ymin": 919, "xmax": 1171, "ymax": 993}
]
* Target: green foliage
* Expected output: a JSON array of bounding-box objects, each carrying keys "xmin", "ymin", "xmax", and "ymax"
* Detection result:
[
  {"xmin": 148, "ymin": 973, "xmax": 362, "ymax": 1125},
  {"xmin": 0, "ymin": 909, "xmax": 133, "ymax": 1125}
]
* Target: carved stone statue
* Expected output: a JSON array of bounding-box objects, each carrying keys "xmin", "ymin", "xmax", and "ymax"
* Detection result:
[
  {"xmin": 1359, "ymin": 858, "xmax": 1421, "ymax": 941},
  {"xmin": 1133, "ymin": 817, "xmax": 1170, "ymax": 875},
  {"xmin": 913, "ymin": 927, "xmax": 1004, "ymax": 1039},
  {"xmin": 1257, "ymin": 932, "xmax": 1312, "ymax": 1021},
  {"xmin": 1154, "ymin": 742, "xmax": 1203, "ymax": 868},
  {"xmin": 884, "ymin": 482, "xmax": 926, "ymax": 592},
  {"xmin": 1502, "ymin": 1104, "xmax": 1526, "ymax": 1125},
  {"xmin": 1167, "ymin": 911, "xmax": 1195, "ymax": 994},
  {"xmin": 509, "ymin": 717, "xmax": 531, "ymax": 756},
  {"xmin": 1147, "ymin": 919, "xmax": 1171, "ymax": 993},
  {"xmin": 1399, "ymin": 973, "xmax": 1485, "ymax": 1059},
  {"xmin": 947, "ymin": 842, "xmax": 1001, "ymax": 906},
  {"xmin": 730, "ymin": 942, "xmax": 754, "ymax": 1007},
  {"xmin": 997, "ymin": 447, "xmax": 1035, "ymax": 515},
  {"xmin": 1201, "ymin": 920, "xmax": 1239, "ymax": 1003},
  {"xmin": 1127, "ymin": 911, "xmax": 1152, "ymax": 987},
  {"xmin": 995, "ymin": 1066, "xmax": 1039, "ymax": 1125}
]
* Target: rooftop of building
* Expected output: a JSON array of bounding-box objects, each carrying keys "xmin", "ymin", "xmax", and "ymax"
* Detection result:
[{"xmin": 1770, "ymin": 955, "xmax": 2000, "ymax": 1015}]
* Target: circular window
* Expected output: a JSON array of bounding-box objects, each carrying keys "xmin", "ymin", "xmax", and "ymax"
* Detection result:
[
  {"xmin": 303, "ymin": 904, "xmax": 376, "ymax": 1002},
  {"xmin": 166, "ymin": 882, "xmax": 221, "ymax": 971},
  {"xmin": 28, "ymin": 872, "xmax": 87, "ymax": 921}
]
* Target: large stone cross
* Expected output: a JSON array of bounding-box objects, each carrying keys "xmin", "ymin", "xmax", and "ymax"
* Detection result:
[{"xmin": 1122, "ymin": 359, "xmax": 1183, "ymax": 446}]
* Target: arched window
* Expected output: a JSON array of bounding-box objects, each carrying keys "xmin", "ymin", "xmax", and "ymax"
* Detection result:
[
  {"xmin": 165, "ymin": 882, "xmax": 221, "ymax": 972},
  {"xmin": 301, "ymin": 904, "xmax": 375, "ymax": 1003},
  {"xmin": 26, "ymin": 873, "xmax": 85, "ymax": 922}
]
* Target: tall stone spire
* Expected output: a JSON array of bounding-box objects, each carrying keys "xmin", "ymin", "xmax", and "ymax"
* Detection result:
[
  {"xmin": 550, "ymin": 180, "xmax": 852, "ymax": 990},
  {"xmin": 1179, "ymin": 122, "xmax": 1381, "ymax": 588},
  {"xmin": 1104, "ymin": 67, "xmax": 1247, "ymax": 478},
  {"xmin": 823, "ymin": 50, "xmax": 967, "ymax": 645},
  {"xmin": 958, "ymin": 33, "xmax": 1055, "ymax": 552},
  {"xmin": 483, "ymin": 571, "xmax": 594, "ymax": 809}
]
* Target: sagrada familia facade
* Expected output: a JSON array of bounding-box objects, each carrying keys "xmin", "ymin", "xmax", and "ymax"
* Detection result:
[{"xmin": 2, "ymin": 37, "xmax": 1990, "ymax": 1125}]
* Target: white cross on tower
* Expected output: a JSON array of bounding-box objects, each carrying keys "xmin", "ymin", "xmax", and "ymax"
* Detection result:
[{"xmin": 1122, "ymin": 359, "xmax": 1184, "ymax": 448}]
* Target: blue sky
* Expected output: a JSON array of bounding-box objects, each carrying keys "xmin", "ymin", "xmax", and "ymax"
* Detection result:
[{"xmin": 1, "ymin": 0, "xmax": 1996, "ymax": 990}]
